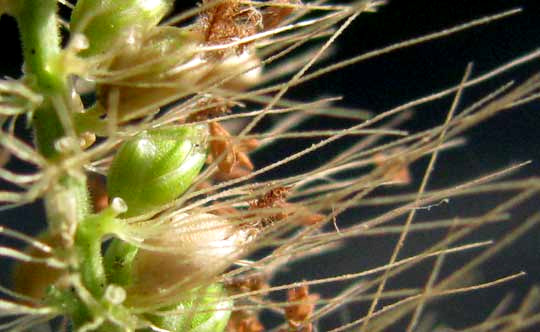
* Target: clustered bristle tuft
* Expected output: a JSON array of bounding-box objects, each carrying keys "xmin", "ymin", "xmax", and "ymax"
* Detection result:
[{"xmin": 0, "ymin": 0, "xmax": 539, "ymax": 331}]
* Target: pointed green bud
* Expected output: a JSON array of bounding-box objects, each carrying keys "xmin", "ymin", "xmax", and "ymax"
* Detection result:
[
  {"xmin": 107, "ymin": 125, "xmax": 208, "ymax": 217},
  {"xmin": 70, "ymin": 0, "xmax": 174, "ymax": 56}
]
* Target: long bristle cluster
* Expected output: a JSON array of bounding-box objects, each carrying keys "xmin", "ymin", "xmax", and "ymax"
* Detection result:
[{"xmin": 0, "ymin": 0, "xmax": 539, "ymax": 331}]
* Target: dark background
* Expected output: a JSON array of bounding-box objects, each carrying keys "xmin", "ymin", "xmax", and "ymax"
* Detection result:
[
  {"xmin": 259, "ymin": 1, "xmax": 540, "ymax": 330},
  {"xmin": 1, "ymin": 0, "xmax": 539, "ymax": 330}
]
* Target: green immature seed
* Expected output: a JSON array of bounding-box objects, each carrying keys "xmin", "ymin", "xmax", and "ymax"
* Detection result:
[
  {"xmin": 70, "ymin": 0, "xmax": 174, "ymax": 56},
  {"xmin": 107, "ymin": 125, "xmax": 208, "ymax": 217}
]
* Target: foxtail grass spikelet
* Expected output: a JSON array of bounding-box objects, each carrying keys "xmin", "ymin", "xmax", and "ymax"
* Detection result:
[{"xmin": 0, "ymin": 0, "xmax": 539, "ymax": 331}]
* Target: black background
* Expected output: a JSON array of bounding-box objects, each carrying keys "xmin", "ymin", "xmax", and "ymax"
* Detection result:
[{"xmin": 1, "ymin": 0, "xmax": 539, "ymax": 330}]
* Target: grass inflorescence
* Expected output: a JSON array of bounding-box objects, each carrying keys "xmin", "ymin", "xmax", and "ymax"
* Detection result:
[{"xmin": 0, "ymin": 0, "xmax": 539, "ymax": 331}]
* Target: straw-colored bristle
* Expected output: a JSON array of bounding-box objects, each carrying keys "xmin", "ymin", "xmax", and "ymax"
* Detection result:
[{"xmin": 0, "ymin": 0, "xmax": 538, "ymax": 331}]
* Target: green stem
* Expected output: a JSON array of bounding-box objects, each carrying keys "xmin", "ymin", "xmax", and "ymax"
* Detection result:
[
  {"xmin": 15, "ymin": 0, "xmax": 91, "ymax": 236},
  {"xmin": 43, "ymin": 174, "xmax": 91, "ymax": 233},
  {"xmin": 15, "ymin": 0, "xmax": 67, "ymax": 159},
  {"xmin": 46, "ymin": 287, "xmax": 91, "ymax": 328},
  {"xmin": 32, "ymin": 102, "xmax": 66, "ymax": 158},
  {"xmin": 75, "ymin": 213, "xmax": 117, "ymax": 297},
  {"xmin": 16, "ymin": 0, "xmax": 64, "ymax": 93},
  {"xmin": 15, "ymin": 0, "xmax": 108, "ymax": 317}
]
